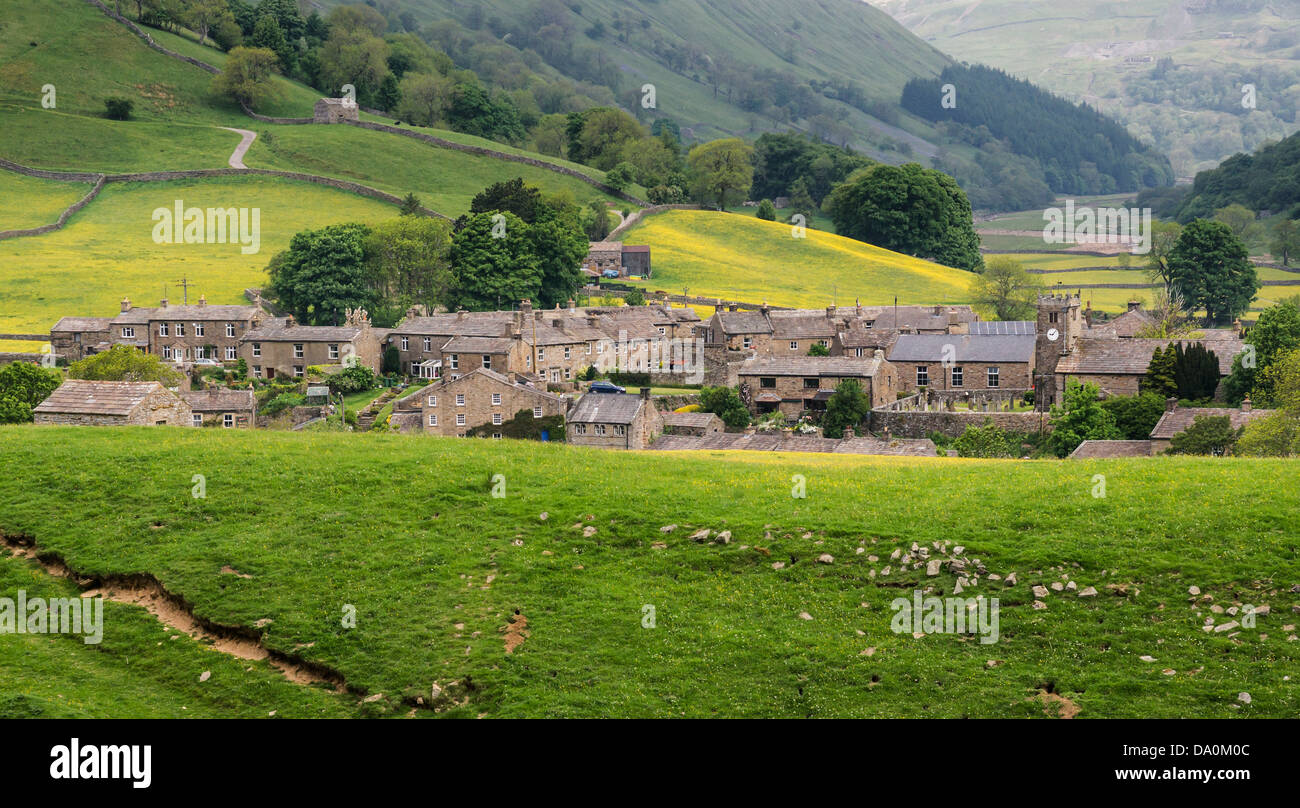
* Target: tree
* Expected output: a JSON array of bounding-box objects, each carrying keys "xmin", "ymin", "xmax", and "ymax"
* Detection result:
[
  {"xmin": 362, "ymin": 216, "xmax": 454, "ymax": 323},
  {"xmin": 267, "ymin": 223, "xmax": 374, "ymax": 325},
  {"xmin": 1225, "ymin": 302, "xmax": 1300, "ymax": 404},
  {"xmin": 211, "ymin": 47, "xmax": 281, "ymax": 107},
  {"xmin": 825, "ymin": 163, "xmax": 982, "ymax": 271},
  {"xmin": 624, "ymin": 288, "xmax": 646, "ymax": 306},
  {"xmin": 584, "ymin": 199, "xmax": 612, "ymax": 241},
  {"xmin": 1212, "ymin": 203, "xmax": 1257, "ymax": 240},
  {"xmin": 185, "ymin": 0, "xmax": 234, "ymax": 46},
  {"xmin": 786, "ymin": 176, "xmax": 816, "ymax": 220},
  {"xmin": 1143, "ymin": 345, "xmax": 1177, "ymax": 397},
  {"xmin": 807, "ymin": 342, "xmax": 829, "ymax": 356},
  {"xmin": 1270, "ymin": 218, "xmax": 1300, "ymax": 266},
  {"xmin": 1100, "ymin": 391, "xmax": 1167, "ymax": 440},
  {"xmin": 319, "ymin": 26, "xmax": 390, "ymax": 106},
  {"xmin": 527, "ymin": 203, "xmax": 588, "ymax": 309},
  {"xmin": 822, "ymin": 378, "xmax": 871, "ymax": 438},
  {"xmin": 567, "ymin": 107, "xmax": 645, "ymax": 169},
  {"xmin": 1046, "ymin": 379, "xmax": 1122, "ymax": 456},
  {"xmin": 470, "ymin": 178, "xmax": 543, "ymax": 223},
  {"xmin": 970, "ymin": 256, "xmax": 1041, "ymax": 320},
  {"xmin": 448, "ymin": 212, "xmax": 541, "ymax": 311},
  {"xmin": 1134, "ymin": 286, "xmax": 1199, "ymax": 338},
  {"xmin": 68, "ymin": 345, "xmax": 182, "ymax": 386},
  {"xmin": 951, "ymin": 419, "xmax": 1015, "ymax": 458},
  {"xmin": 699, "ymin": 386, "xmax": 750, "ymax": 430},
  {"xmin": 0, "ymin": 362, "xmax": 61, "ymax": 424},
  {"xmin": 1167, "ymin": 219, "xmax": 1259, "ymax": 325},
  {"xmin": 756, "ymin": 200, "xmax": 777, "ymax": 221},
  {"xmin": 605, "ymin": 162, "xmax": 636, "ymax": 191},
  {"xmin": 687, "ymin": 138, "xmax": 754, "ymax": 209},
  {"xmin": 104, "ymin": 98, "xmax": 133, "ymax": 121},
  {"xmin": 249, "ymin": 14, "xmax": 294, "ymax": 73},
  {"xmin": 1166, "ymin": 415, "xmax": 1238, "ymax": 456},
  {"xmin": 1170, "ymin": 342, "xmax": 1221, "ymax": 401},
  {"xmin": 394, "ymin": 72, "xmax": 451, "ymax": 127},
  {"xmin": 1145, "ymin": 220, "xmax": 1183, "ymax": 288},
  {"xmin": 399, "ymin": 193, "xmax": 424, "ymax": 217},
  {"xmin": 1236, "ymin": 349, "xmax": 1300, "ymax": 455}
]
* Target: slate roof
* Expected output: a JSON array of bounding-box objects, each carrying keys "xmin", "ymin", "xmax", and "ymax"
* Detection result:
[
  {"xmin": 768, "ymin": 311, "xmax": 837, "ymax": 338},
  {"xmin": 1068, "ymin": 440, "xmax": 1154, "ymax": 458},
  {"xmin": 393, "ymin": 312, "xmax": 513, "ymax": 337},
  {"xmin": 181, "ymin": 389, "xmax": 255, "ymax": 412},
  {"xmin": 399, "ymin": 367, "xmax": 563, "ymax": 405},
  {"xmin": 33, "ymin": 380, "xmax": 169, "ymax": 416},
  {"xmin": 568, "ymin": 392, "xmax": 645, "ymax": 424},
  {"xmin": 1090, "ymin": 308, "xmax": 1154, "ymax": 338},
  {"xmin": 649, "ymin": 433, "xmax": 938, "ymax": 456},
  {"xmin": 662, "ymin": 411, "xmax": 722, "ymax": 429},
  {"xmin": 968, "ymin": 320, "xmax": 1036, "ymax": 336},
  {"xmin": 838, "ymin": 328, "xmax": 898, "ymax": 349},
  {"xmin": 888, "ymin": 334, "xmax": 1035, "ymax": 363},
  {"xmin": 241, "ymin": 318, "xmax": 362, "ymax": 342},
  {"xmin": 714, "ymin": 311, "xmax": 773, "ymax": 335},
  {"xmin": 440, "ymin": 336, "xmax": 517, "ymax": 353},
  {"xmin": 51, "ymin": 317, "xmax": 112, "ymax": 333},
  {"xmin": 1056, "ymin": 337, "xmax": 1243, "ymax": 376},
  {"xmin": 1149, "ymin": 406, "xmax": 1273, "ymax": 439},
  {"xmin": 738, "ymin": 356, "xmax": 885, "ymax": 377}
]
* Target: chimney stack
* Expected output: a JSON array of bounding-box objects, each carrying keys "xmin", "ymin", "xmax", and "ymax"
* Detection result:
[
  {"xmin": 284, "ymin": 315, "xmax": 294, "ymax": 328},
  {"xmin": 826, "ymin": 304, "xmax": 836, "ymax": 318},
  {"xmin": 457, "ymin": 310, "xmax": 467, "ymax": 321},
  {"xmin": 198, "ymin": 294, "xmax": 207, "ymax": 307},
  {"xmin": 160, "ymin": 298, "xmax": 169, "ymax": 308},
  {"xmin": 520, "ymin": 299, "xmax": 532, "ymax": 316},
  {"xmin": 1165, "ymin": 397, "xmax": 1177, "ymax": 413},
  {"xmin": 567, "ymin": 298, "xmax": 576, "ymax": 313},
  {"xmin": 1127, "ymin": 300, "xmax": 1141, "ymax": 313},
  {"xmin": 121, "ymin": 297, "xmax": 131, "ymax": 312},
  {"xmin": 1242, "ymin": 397, "xmax": 1252, "ymax": 412},
  {"xmin": 639, "ymin": 387, "xmax": 651, "ymax": 401}
]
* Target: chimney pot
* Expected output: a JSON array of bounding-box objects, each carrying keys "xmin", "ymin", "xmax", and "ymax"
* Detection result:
[
  {"xmin": 198, "ymin": 295, "xmax": 207, "ymax": 307},
  {"xmin": 1242, "ymin": 397, "xmax": 1252, "ymax": 412},
  {"xmin": 160, "ymin": 298, "xmax": 169, "ymax": 308},
  {"xmin": 1166, "ymin": 397, "xmax": 1177, "ymax": 412},
  {"xmin": 121, "ymin": 297, "xmax": 131, "ymax": 312},
  {"xmin": 639, "ymin": 387, "xmax": 651, "ymax": 400},
  {"xmin": 1127, "ymin": 300, "xmax": 1141, "ymax": 312}
]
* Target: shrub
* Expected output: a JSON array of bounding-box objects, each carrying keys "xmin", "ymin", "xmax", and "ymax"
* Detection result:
[
  {"xmin": 104, "ymin": 97, "xmax": 133, "ymax": 120},
  {"xmin": 951, "ymin": 420, "xmax": 1015, "ymax": 458},
  {"xmin": 1166, "ymin": 415, "xmax": 1238, "ymax": 456},
  {"xmin": 260, "ymin": 392, "xmax": 305, "ymax": 416},
  {"xmin": 822, "ymin": 379, "xmax": 870, "ymax": 438},
  {"xmin": 328, "ymin": 364, "xmax": 377, "ymax": 395},
  {"xmin": 756, "ymin": 199, "xmax": 777, "ymax": 221},
  {"xmin": 624, "ymin": 288, "xmax": 646, "ymax": 306},
  {"xmin": 699, "ymin": 386, "xmax": 750, "ymax": 430},
  {"xmin": 807, "ymin": 342, "xmax": 830, "ymax": 357}
]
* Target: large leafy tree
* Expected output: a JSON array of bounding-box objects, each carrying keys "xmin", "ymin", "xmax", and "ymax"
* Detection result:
[
  {"xmin": 687, "ymin": 138, "xmax": 754, "ymax": 210},
  {"xmin": 699, "ymin": 386, "xmax": 750, "ymax": 430},
  {"xmin": 268, "ymin": 223, "xmax": 374, "ymax": 325},
  {"xmin": 0, "ymin": 362, "xmax": 61, "ymax": 424},
  {"xmin": 362, "ymin": 217, "xmax": 454, "ymax": 325},
  {"xmin": 825, "ymin": 163, "xmax": 982, "ymax": 271},
  {"xmin": 448, "ymin": 212, "xmax": 541, "ymax": 311},
  {"xmin": 1167, "ymin": 219, "xmax": 1259, "ymax": 325},
  {"xmin": 1046, "ymin": 379, "xmax": 1122, "ymax": 457},
  {"xmin": 1144, "ymin": 220, "xmax": 1183, "ymax": 287},
  {"xmin": 470, "ymin": 178, "xmax": 543, "ymax": 223},
  {"xmin": 1167, "ymin": 415, "xmax": 1238, "ymax": 456},
  {"xmin": 527, "ymin": 203, "xmax": 588, "ymax": 309},
  {"xmin": 822, "ymin": 379, "xmax": 871, "ymax": 439},
  {"xmin": 211, "ymin": 47, "xmax": 281, "ymax": 107},
  {"xmin": 1100, "ymin": 391, "xmax": 1167, "ymax": 441},
  {"xmin": 969, "ymin": 256, "xmax": 1041, "ymax": 320},
  {"xmin": 68, "ymin": 345, "xmax": 182, "ymax": 386},
  {"xmin": 1225, "ymin": 302, "xmax": 1300, "ymax": 404},
  {"xmin": 1237, "ymin": 349, "xmax": 1300, "ymax": 456},
  {"xmin": 1270, "ymin": 218, "xmax": 1300, "ymax": 266},
  {"xmin": 566, "ymin": 107, "xmax": 645, "ymax": 169}
]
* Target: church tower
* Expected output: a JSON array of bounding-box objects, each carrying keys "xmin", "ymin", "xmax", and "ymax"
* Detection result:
[{"xmin": 1034, "ymin": 292, "xmax": 1081, "ymax": 410}]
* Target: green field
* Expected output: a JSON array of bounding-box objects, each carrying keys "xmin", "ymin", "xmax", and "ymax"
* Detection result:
[
  {"xmin": 0, "ymin": 170, "xmax": 91, "ymax": 230},
  {"xmin": 0, "ymin": 176, "xmax": 398, "ymax": 338},
  {"xmin": 0, "ymin": 426, "xmax": 1296, "ymax": 718},
  {"xmin": 625, "ymin": 209, "xmax": 977, "ymax": 307}
]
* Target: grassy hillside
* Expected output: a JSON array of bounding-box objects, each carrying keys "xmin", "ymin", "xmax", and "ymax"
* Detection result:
[
  {"xmin": 869, "ymin": 0, "xmax": 1300, "ymax": 177},
  {"xmin": 0, "ymin": 426, "xmax": 1296, "ymax": 718},
  {"xmin": 0, "ymin": 176, "xmax": 397, "ymax": 339},
  {"xmin": 623, "ymin": 210, "xmax": 977, "ymax": 307},
  {"xmin": 0, "ymin": 170, "xmax": 91, "ymax": 230}
]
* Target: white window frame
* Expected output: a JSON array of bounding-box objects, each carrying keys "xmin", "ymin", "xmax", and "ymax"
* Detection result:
[
  {"xmin": 194, "ymin": 323, "xmax": 204, "ymax": 337},
  {"xmin": 427, "ymin": 395, "xmax": 437, "ymax": 408},
  {"xmin": 253, "ymin": 365, "xmax": 262, "ymax": 378},
  {"xmin": 533, "ymin": 406, "xmax": 543, "ymax": 419},
  {"xmin": 595, "ymin": 424, "xmax": 607, "ymax": 436},
  {"xmin": 575, "ymin": 423, "xmax": 586, "ymax": 435},
  {"xmin": 456, "ymin": 413, "xmax": 466, "ymax": 426},
  {"xmin": 614, "ymin": 424, "xmax": 627, "ymax": 436},
  {"xmin": 538, "ymin": 348, "xmax": 545, "ymax": 361},
  {"xmin": 225, "ymin": 346, "xmax": 237, "ymax": 360},
  {"xmin": 294, "ymin": 365, "xmax": 304, "ymax": 378},
  {"xmin": 456, "ymin": 393, "xmax": 465, "ymax": 407},
  {"xmin": 159, "ymin": 323, "xmax": 168, "ymax": 337},
  {"xmin": 423, "ymin": 337, "xmax": 431, "ymax": 351},
  {"xmin": 223, "ymin": 413, "xmax": 234, "ymax": 428},
  {"xmin": 987, "ymin": 367, "xmax": 999, "ymax": 388},
  {"xmin": 122, "ymin": 327, "xmax": 135, "ymax": 338},
  {"xmin": 428, "ymin": 414, "xmax": 438, "ymax": 426},
  {"xmin": 449, "ymin": 354, "xmax": 459, "ymax": 371},
  {"xmin": 226, "ymin": 323, "xmax": 235, "ymax": 338},
  {"xmin": 328, "ymin": 344, "xmax": 339, "ymax": 360},
  {"xmin": 192, "ymin": 413, "xmax": 202, "ymax": 427},
  {"xmin": 293, "ymin": 343, "xmax": 304, "ymax": 359},
  {"xmin": 492, "ymin": 413, "xmax": 503, "ymax": 425},
  {"xmin": 917, "ymin": 366, "xmax": 929, "ymax": 387},
  {"xmin": 491, "ymin": 393, "xmax": 502, "ymax": 406},
  {"xmin": 564, "ymin": 346, "xmax": 571, "ymax": 360},
  {"xmin": 252, "ymin": 343, "xmax": 261, "ymax": 357},
  {"xmin": 743, "ymin": 336, "xmax": 752, "ymax": 349},
  {"xmin": 789, "ymin": 341, "xmax": 798, "ymax": 350},
  {"xmin": 951, "ymin": 366, "xmax": 963, "ymax": 387},
  {"xmin": 175, "ymin": 323, "xmax": 184, "ymax": 337},
  {"xmin": 482, "ymin": 354, "xmax": 492, "ymax": 369}
]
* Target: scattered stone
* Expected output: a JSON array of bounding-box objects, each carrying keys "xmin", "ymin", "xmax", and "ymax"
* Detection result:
[
  {"xmin": 651, "ymin": 542, "xmax": 667, "ymax": 550},
  {"xmin": 690, "ymin": 529, "xmax": 711, "ymax": 542},
  {"xmin": 1078, "ymin": 586, "xmax": 1098, "ymax": 597},
  {"xmin": 986, "ymin": 659, "xmax": 1002, "ymax": 668},
  {"xmin": 861, "ymin": 647, "xmax": 876, "ymax": 656},
  {"xmin": 953, "ymin": 546, "xmax": 965, "ymax": 555},
  {"xmin": 1161, "ymin": 669, "xmax": 1176, "ymax": 676},
  {"xmin": 1238, "ymin": 692, "xmax": 1252, "ymax": 705},
  {"xmin": 1066, "ymin": 581, "xmax": 1077, "ymax": 591},
  {"xmin": 659, "ymin": 524, "xmax": 676, "ymax": 533},
  {"xmin": 880, "ymin": 566, "xmax": 891, "ymax": 576},
  {"xmin": 1211, "ymin": 605, "xmax": 1224, "ymax": 614},
  {"xmin": 1214, "ymin": 621, "xmax": 1240, "ymax": 633},
  {"xmin": 867, "ymin": 555, "xmax": 879, "ymax": 563},
  {"xmin": 1188, "ymin": 585, "xmax": 1200, "ymax": 596},
  {"xmin": 1050, "ymin": 582, "xmax": 1064, "ymax": 592},
  {"xmin": 363, "ymin": 693, "xmax": 385, "ymax": 704},
  {"xmin": 1032, "ymin": 585, "xmax": 1050, "ymax": 598},
  {"xmin": 1005, "ymin": 573, "xmax": 1017, "ymax": 586},
  {"xmin": 541, "ymin": 550, "xmax": 553, "ymax": 555},
  {"xmin": 1253, "ymin": 604, "xmax": 1271, "ymax": 615},
  {"xmin": 798, "ymin": 611, "xmax": 813, "ymax": 621},
  {"xmin": 912, "ymin": 632, "xmax": 925, "ymax": 639},
  {"xmin": 199, "ymin": 671, "xmax": 211, "ymax": 683},
  {"xmin": 772, "ymin": 562, "xmax": 785, "ymax": 570},
  {"xmin": 714, "ymin": 530, "xmax": 732, "ymax": 545},
  {"xmin": 926, "ymin": 559, "xmax": 942, "ymax": 576},
  {"xmin": 1032, "ymin": 600, "xmax": 1047, "ymax": 610},
  {"xmin": 539, "ymin": 512, "xmax": 548, "ymax": 522},
  {"xmin": 582, "ymin": 526, "xmax": 597, "ymax": 538},
  {"xmin": 855, "ymin": 547, "xmax": 865, "ymax": 555},
  {"xmin": 890, "ymin": 548, "xmax": 901, "ymax": 560},
  {"xmin": 817, "ymin": 553, "xmax": 834, "ymax": 564},
  {"xmin": 1139, "ymin": 655, "xmax": 1157, "ymax": 663}
]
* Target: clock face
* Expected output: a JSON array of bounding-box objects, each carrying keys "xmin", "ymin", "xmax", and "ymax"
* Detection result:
[{"xmin": 1047, "ymin": 328, "xmax": 1060, "ymax": 342}]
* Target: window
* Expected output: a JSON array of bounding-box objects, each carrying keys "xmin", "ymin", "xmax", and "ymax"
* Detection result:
[
  {"xmin": 328, "ymin": 344, "xmax": 339, "ymax": 360},
  {"xmin": 159, "ymin": 323, "xmax": 168, "ymax": 337},
  {"xmin": 760, "ymin": 377, "xmax": 776, "ymax": 388},
  {"xmin": 803, "ymin": 378, "xmax": 819, "ymax": 389},
  {"xmin": 428, "ymin": 414, "xmax": 438, "ymax": 426},
  {"xmin": 742, "ymin": 336, "xmax": 752, "ymax": 349},
  {"xmin": 1049, "ymin": 312, "xmax": 1058, "ymax": 324},
  {"xmin": 657, "ymin": 327, "xmax": 666, "ymax": 336},
  {"xmin": 538, "ymin": 348, "xmax": 546, "ymax": 361},
  {"xmin": 456, "ymin": 413, "xmax": 466, "ymax": 426},
  {"xmin": 854, "ymin": 348, "xmax": 864, "ymax": 357},
  {"xmin": 294, "ymin": 366, "xmax": 304, "ymax": 378},
  {"xmin": 492, "ymin": 433, "xmax": 502, "ymax": 439},
  {"xmin": 987, "ymin": 367, "xmax": 1000, "ymax": 388},
  {"xmin": 533, "ymin": 406, "xmax": 543, "ymax": 419},
  {"xmin": 526, "ymin": 355, "xmax": 532, "ymax": 369},
  {"xmin": 916, "ymin": 366, "xmax": 929, "ymax": 387},
  {"xmin": 585, "ymin": 343, "xmax": 592, "ymax": 355},
  {"xmin": 595, "ymin": 424, "xmax": 607, "ymax": 436},
  {"xmin": 492, "ymin": 413, "xmax": 502, "ymax": 425},
  {"xmin": 252, "ymin": 343, "xmax": 261, "ymax": 357},
  {"xmin": 491, "ymin": 393, "xmax": 502, "ymax": 406},
  {"xmin": 223, "ymin": 413, "xmax": 233, "ymax": 428},
  {"xmin": 482, "ymin": 354, "xmax": 492, "ymax": 369},
  {"xmin": 293, "ymin": 343, "xmax": 304, "ymax": 359},
  {"xmin": 575, "ymin": 423, "xmax": 586, "ymax": 435},
  {"xmin": 789, "ymin": 341, "xmax": 799, "ymax": 350},
  {"xmin": 564, "ymin": 368, "xmax": 572, "ymax": 381},
  {"xmin": 564, "ymin": 347, "xmax": 571, "ymax": 360},
  {"xmin": 225, "ymin": 323, "xmax": 235, "ymax": 338},
  {"xmin": 614, "ymin": 425, "xmax": 626, "ymax": 436},
  {"xmin": 449, "ymin": 354, "xmax": 459, "ymax": 371},
  {"xmin": 121, "ymin": 327, "xmax": 134, "ymax": 338},
  {"xmin": 456, "ymin": 394, "xmax": 465, "ymax": 407},
  {"xmin": 225, "ymin": 346, "xmax": 236, "ymax": 360},
  {"xmin": 192, "ymin": 414, "xmax": 202, "ymax": 427},
  {"xmin": 951, "ymin": 366, "xmax": 963, "ymax": 387},
  {"xmin": 409, "ymin": 360, "xmax": 420, "ymax": 375},
  {"xmin": 422, "ymin": 337, "xmax": 431, "ymax": 351},
  {"xmin": 175, "ymin": 323, "xmax": 184, "ymax": 337},
  {"xmin": 163, "ymin": 346, "xmax": 173, "ymax": 360},
  {"xmin": 253, "ymin": 365, "xmax": 262, "ymax": 378},
  {"xmin": 819, "ymin": 340, "xmax": 829, "ymax": 348},
  {"xmin": 194, "ymin": 323, "xmax": 204, "ymax": 337},
  {"xmin": 427, "ymin": 395, "xmax": 437, "ymax": 408},
  {"xmin": 400, "ymin": 337, "xmax": 409, "ymax": 350}
]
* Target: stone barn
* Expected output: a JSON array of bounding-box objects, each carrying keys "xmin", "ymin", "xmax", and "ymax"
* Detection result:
[
  {"xmin": 33, "ymin": 380, "xmax": 192, "ymax": 426},
  {"xmin": 621, "ymin": 245, "xmax": 651, "ymax": 277},
  {"xmin": 314, "ymin": 98, "xmax": 359, "ymax": 124}
]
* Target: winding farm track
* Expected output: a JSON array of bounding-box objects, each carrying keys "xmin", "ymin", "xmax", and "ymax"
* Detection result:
[{"xmin": 221, "ymin": 127, "xmax": 256, "ymax": 169}]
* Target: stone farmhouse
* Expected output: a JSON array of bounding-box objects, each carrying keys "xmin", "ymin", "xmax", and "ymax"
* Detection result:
[
  {"xmin": 1148, "ymin": 398, "xmax": 1273, "ymax": 453},
  {"xmin": 566, "ymin": 389, "xmax": 664, "ymax": 450},
  {"xmin": 33, "ymin": 380, "xmax": 191, "ymax": 426},
  {"xmin": 50, "ymin": 296, "xmax": 265, "ymax": 364},
  {"xmin": 737, "ymin": 353, "xmax": 898, "ymax": 418},
  {"xmin": 314, "ymin": 97, "xmax": 358, "ymax": 123},
  {"xmin": 887, "ymin": 333, "xmax": 1036, "ymax": 395},
  {"xmin": 238, "ymin": 309, "xmax": 380, "ymax": 379},
  {"xmin": 181, "ymin": 389, "xmax": 256, "ymax": 428},
  {"xmin": 390, "ymin": 367, "xmax": 566, "ymax": 438},
  {"xmin": 583, "ymin": 242, "xmax": 652, "ymax": 277},
  {"xmin": 662, "ymin": 411, "xmax": 724, "ymax": 436}
]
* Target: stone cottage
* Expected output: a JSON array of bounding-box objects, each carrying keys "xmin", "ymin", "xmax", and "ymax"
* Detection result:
[
  {"xmin": 393, "ymin": 367, "xmax": 566, "ymax": 438},
  {"xmin": 33, "ymin": 380, "xmax": 191, "ymax": 426},
  {"xmin": 238, "ymin": 309, "xmax": 380, "ymax": 379},
  {"xmin": 181, "ymin": 388, "xmax": 256, "ymax": 428},
  {"xmin": 737, "ymin": 353, "xmax": 898, "ymax": 419},
  {"xmin": 314, "ymin": 97, "xmax": 359, "ymax": 123},
  {"xmin": 566, "ymin": 388, "xmax": 664, "ymax": 450}
]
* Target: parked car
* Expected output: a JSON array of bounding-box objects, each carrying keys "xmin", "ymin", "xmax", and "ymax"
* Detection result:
[
  {"xmin": 601, "ymin": 269, "xmax": 621, "ymax": 279},
  {"xmin": 588, "ymin": 381, "xmax": 626, "ymax": 394},
  {"xmin": 191, "ymin": 358, "xmax": 221, "ymax": 366}
]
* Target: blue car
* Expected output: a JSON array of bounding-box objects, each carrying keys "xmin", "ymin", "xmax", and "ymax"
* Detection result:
[
  {"xmin": 601, "ymin": 269, "xmax": 621, "ymax": 279},
  {"xmin": 588, "ymin": 381, "xmax": 626, "ymax": 394}
]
